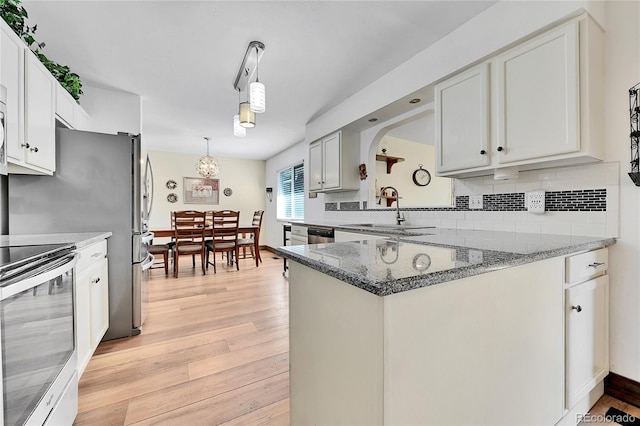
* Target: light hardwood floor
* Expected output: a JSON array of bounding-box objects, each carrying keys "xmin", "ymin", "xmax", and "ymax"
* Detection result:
[{"xmin": 73, "ymin": 251, "xmax": 290, "ymax": 425}]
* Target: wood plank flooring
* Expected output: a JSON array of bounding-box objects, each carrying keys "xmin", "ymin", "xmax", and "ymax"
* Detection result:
[{"xmin": 73, "ymin": 251, "xmax": 290, "ymax": 425}]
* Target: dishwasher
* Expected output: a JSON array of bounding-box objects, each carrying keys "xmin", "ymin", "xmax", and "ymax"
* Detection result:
[{"xmin": 307, "ymin": 226, "xmax": 335, "ymax": 243}]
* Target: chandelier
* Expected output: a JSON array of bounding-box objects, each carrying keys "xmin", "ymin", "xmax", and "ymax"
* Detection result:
[{"xmin": 195, "ymin": 137, "xmax": 219, "ymax": 178}]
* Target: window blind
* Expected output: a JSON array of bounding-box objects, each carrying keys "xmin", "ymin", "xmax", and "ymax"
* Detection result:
[{"xmin": 278, "ymin": 163, "xmax": 304, "ymax": 220}]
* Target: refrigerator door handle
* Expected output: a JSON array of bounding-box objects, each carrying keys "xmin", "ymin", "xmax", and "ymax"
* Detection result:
[{"xmin": 142, "ymin": 232, "xmax": 154, "ymax": 245}]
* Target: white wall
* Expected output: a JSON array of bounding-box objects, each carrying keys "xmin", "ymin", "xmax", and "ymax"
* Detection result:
[
  {"xmin": 80, "ymin": 83, "xmax": 142, "ymax": 135},
  {"xmin": 601, "ymin": 0, "xmax": 640, "ymax": 381},
  {"xmin": 375, "ymin": 136, "xmax": 452, "ymax": 208},
  {"xmin": 147, "ymin": 150, "xmax": 265, "ymax": 243}
]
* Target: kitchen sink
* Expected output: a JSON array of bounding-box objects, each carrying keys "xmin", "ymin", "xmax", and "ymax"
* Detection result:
[{"xmin": 343, "ymin": 223, "xmax": 435, "ymax": 230}]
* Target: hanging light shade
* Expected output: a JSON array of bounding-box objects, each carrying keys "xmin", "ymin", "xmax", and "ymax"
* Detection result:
[
  {"xmin": 233, "ymin": 114, "xmax": 246, "ymax": 137},
  {"xmin": 250, "ymin": 81, "xmax": 266, "ymax": 113},
  {"xmin": 196, "ymin": 137, "xmax": 219, "ymax": 178},
  {"xmin": 239, "ymin": 102, "xmax": 256, "ymax": 128}
]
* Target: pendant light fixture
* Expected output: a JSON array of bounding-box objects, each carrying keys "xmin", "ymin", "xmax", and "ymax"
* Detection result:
[
  {"xmin": 233, "ymin": 41, "xmax": 265, "ymax": 132},
  {"xmin": 195, "ymin": 137, "xmax": 219, "ymax": 178},
  {"xmin": 233, "ymin": 88, "xmax": 246, "ymax": 137},
  {"xmin": 249, "ymin": 45, "xmax": 266, "ymax": 113}
]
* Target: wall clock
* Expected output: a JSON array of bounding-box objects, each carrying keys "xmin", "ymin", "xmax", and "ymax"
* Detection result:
[{"xmin": 412, "ymin": 164, "xmax": 431, "ymax": 187}]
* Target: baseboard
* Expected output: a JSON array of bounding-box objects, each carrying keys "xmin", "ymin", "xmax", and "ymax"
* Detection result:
[
  {"xmin": 263, "ymin": 246, "xmax": 277, "ymax": 254},
  {"xmin": 605, "ymin": 372, "xmax": 640, "ymax": 408}
]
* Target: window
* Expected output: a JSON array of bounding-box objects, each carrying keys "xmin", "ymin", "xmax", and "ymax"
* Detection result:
[{"xmin": 278, "ymin": 163, "xmax": 304, "ymax": 220}]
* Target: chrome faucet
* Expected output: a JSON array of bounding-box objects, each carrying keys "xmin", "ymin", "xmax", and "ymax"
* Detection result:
[{"xmin": 378, "ymin": 186, "xmax": 405, "ymax": 225}]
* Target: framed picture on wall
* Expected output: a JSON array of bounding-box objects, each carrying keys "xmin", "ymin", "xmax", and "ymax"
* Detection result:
[{"xmin": 183, "ymin": 177, "xmax": 219, "ymax": 204}]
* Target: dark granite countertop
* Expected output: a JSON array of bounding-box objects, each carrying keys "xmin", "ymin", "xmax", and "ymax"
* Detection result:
[{"xmin": 276, "ymin": 228, "xmax": 616, "ymax": 296}]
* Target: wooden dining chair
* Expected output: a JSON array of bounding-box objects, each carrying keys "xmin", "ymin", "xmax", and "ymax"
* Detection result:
[
  {"xmin": 172, "ymin": 210, "xmax": 207, "ymax": 278},
  {"xmin": 205, "ymin": 210, "xmax": 240, "ymax": 273},
  {"xmin": 238, "ymin": 210, "xmax": 264, "ymax": 267}
]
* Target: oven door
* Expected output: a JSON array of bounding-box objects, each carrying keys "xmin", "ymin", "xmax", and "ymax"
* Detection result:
[{"xmin": 0, "ymin": 253, "xmax": 78, "ymax": 426}]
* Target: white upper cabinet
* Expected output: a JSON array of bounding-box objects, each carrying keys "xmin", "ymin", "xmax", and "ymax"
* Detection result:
[
  {"xmin": 24, "ymin": 50, "xmax": 55, "ymax": 172},
  {"xmin": 1, "ymin": 23, "xmax": 25, "ymax": 164},
  {"xmin": 0, "ymin": 18, "xmax": 89, "ymax": 175},
  {"xmin": 435, "ymin": 62, "xmax": 490, "ymax": 172},
  {"xmin": 308, "ymin": 130, "xmax": 359, "ymax": 192},
  {"xmin": 495, "ymin": 21, "xmax": 579, "ymax": 164},
  {"xmin": 435, "ymin": 14, "xmax": 603, "ymax": 178}
]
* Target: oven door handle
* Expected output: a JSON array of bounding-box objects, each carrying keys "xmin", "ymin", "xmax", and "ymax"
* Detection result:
[{"xmin": 1, "ymin": 253, "xmax": 78, "ymax": 300}]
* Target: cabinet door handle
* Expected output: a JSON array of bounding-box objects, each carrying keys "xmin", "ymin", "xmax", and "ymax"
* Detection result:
[
  {"xmin": 480, "ymin": 150, "xmax": 486, "ymax": 155},
  {"xmin": 588, "ymin": 262, "xmax": 606, "ymax": 269},
  {"xmin": 497, "ymin": 146, "xmax": 504, "ymax": 152},
  {"xmin": 29, "ymin": 146, "xmax": 38, "ymax": 153},
  {"xmin": 571, "ymin": 305, "xmax": 582, "ymax": 313},
  {"xmin": 21, "ymin": 143, "xmax": 30, "ymax": 149},
  {"xmin": 91, "ymin": 277, "xmax": 101, "ymax": 284},
  {"xmin": 91, "ymin": 252, "xmax": 103, "ymax": 258}
]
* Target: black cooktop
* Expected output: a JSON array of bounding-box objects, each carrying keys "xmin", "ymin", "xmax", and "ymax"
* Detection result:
[{"xmin": 0, "ymin": 244, "xmax": 75, "ymax": 282}]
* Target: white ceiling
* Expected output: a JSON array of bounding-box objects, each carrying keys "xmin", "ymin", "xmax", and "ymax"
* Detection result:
[{"xmin": 23, "ymin": 0, "xmax": 495, "ymax": 160}]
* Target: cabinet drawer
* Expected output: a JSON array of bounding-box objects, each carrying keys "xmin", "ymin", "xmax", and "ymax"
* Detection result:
[
  {"xmin": 565, "ymin": 248, "xmax": 608, "ymax": 284},
  {"xmin": 76, "ymin": 240, "xmax": 108, "ymax": 272}
]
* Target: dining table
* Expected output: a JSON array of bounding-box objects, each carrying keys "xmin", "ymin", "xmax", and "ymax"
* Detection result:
[{"xmin": 150, "ymin": 224, "xmax": 261, "ymax": 266}]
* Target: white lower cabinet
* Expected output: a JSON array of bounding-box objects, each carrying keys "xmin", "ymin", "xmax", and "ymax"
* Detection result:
[
  {"xmin": 75, "ymin": 240, "xmax": 109, "ymax": 377},
  {"xmin": 564, "ymin": 266, "xmax": 609, "ymax": 410}
]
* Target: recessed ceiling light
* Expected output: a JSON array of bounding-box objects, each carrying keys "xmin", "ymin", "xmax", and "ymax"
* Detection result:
[
  {"xmin": 368, "ymin": 118, "xmax": 378, "ymax": 122},
  {"xmin": 409, "ymin": 98, "xmax": 421, "ymax": 104}
]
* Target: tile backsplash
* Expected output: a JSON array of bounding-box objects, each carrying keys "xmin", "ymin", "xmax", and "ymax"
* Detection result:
[{"xmin": 322, "ymin": 162, "xmax": 619, "ymax": 237}]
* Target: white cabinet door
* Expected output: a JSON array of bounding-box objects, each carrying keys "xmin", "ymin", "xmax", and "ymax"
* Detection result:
[
  {"xmin": 90, "ymin": 258, "xmax": 109, "ymax": 349},
  {"xmin": 1, "ymin": 25, "xmax": 24, "ymax": 161},
  {"xmin": 322, "ymin": 132, "xmax": 341, "ymax": 189},
  {"xmin": 565, "ymin": 274, "xmax": 609, "ymax": 409},
  {"xmin": 24, "ymin": 51, "xmax": 55, "ymax": 171},
  {"xmin": 435, "ymin": 62, "xmax": 490, "ymax": 173},
  {"xmin": 495, "ymin": 21, "xmax": 579, "ymax": 164},
  {"xmin": 309, "ymin": 141, "xmax": 323, "ymax": 191}
]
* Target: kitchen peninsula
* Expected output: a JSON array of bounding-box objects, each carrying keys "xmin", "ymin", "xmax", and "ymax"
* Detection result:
[{"xmin": 277, "ymin": 228, "xmax": 615, "ymax": 425}]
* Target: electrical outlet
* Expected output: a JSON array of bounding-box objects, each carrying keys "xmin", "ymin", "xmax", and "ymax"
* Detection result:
[
  {"xmin": 469, "ymin": 195, "xmax": 483, "ymax": 210},
  {"xmin": 526, "ymin": 190, "xmax": 545, "ymax": 214}
]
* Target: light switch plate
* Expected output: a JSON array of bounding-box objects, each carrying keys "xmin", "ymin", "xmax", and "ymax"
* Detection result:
[
  {"xmin": 526, "ymin": 190, "xmax": 545, "ymax": 214},
  {"xmin": 469, "ymin": 195, "xmax": 483, "ymax": 210}
]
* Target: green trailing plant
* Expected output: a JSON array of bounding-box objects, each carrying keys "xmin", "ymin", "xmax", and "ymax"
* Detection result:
[{"xmin": 0, "ymin": 0, "xmax": 82, "ymax": 101}]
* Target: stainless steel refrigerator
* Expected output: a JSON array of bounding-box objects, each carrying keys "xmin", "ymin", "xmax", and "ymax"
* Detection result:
[{"xmin": 8, "ymin": 128, "xmax": 153, "ymax": 340}]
